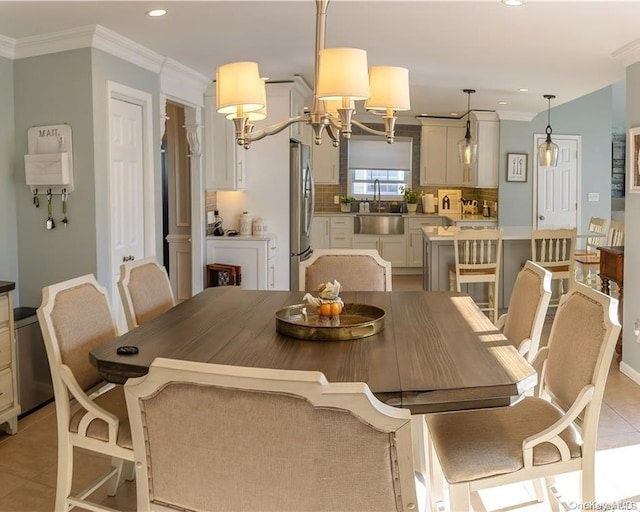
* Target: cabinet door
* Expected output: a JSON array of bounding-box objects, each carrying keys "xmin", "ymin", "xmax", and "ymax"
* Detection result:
[
  {"xmin": 352, "ymin": 235, "xmax": 379, "ymax": 251},
  {"xmin": 312, "ymin": 141, "xmax": 339, "ymax": 184},
  {"xmin": 311, "ymin": 217, "xmax": 330, "ymax": 249},
  {"xmin": 475, "ymin": 119, "xmax": 499, "ymax": 188},
  {"xmin": 420, "ymin": 126, "xmax": 447, "ymax": 185},
  {"xmin": 380, "ymin": 236, "xmax": 406, "ymax": 267},
  {"xmin": 445, "ymin": 126, "xmax": 466, "ymax": 186},
  {"xmin": 407, "ymin": 230, "xmax": 425, "ymax": 267}
]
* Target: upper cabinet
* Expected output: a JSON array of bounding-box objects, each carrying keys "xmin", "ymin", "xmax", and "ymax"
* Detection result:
[
  {"xmin": 419, "ymin": 120, "xmax": 465, "ymax": 186},
  {"xmin": 468, "ymin": 112, "xmax": 500, "ymax": 188},
  {"xmin": 204, "ymin": 83, "xmax": 247, "ymax": 190},
  {"xmin": 419, "ymin": 114, "xmax": 499, "ymax": 188},
  {"xmin": 312, "ymin": 140, "xmax": 340, "ymax": 184},
  {"xmin": 205, "ymin": 78, "xmax": 312, "ymax": 190}
]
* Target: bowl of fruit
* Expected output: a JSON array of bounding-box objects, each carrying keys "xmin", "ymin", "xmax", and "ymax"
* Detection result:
[{"xmin": 275, "ymin": 280, "xmax": 385, "ymax": 341}]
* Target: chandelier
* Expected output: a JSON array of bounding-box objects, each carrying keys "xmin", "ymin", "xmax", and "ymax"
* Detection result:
[{"xmin": 215, "ymin": 0, "xmax": 410, "ymax": 148}]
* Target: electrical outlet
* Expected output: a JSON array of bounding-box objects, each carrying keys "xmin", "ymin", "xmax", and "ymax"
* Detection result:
[
  {"xmin": 207, "ymin": 211, "xmax": 216, "ymax": 224},
  {"xmin": 333, "ymin": 195, "xmax": 340, "ymax": 205},
  {"xmin": 588, "ymin": 192, "xmax": 599, "ymax": 202}
]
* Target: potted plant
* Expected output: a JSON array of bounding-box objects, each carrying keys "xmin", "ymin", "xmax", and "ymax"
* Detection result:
[
  {"xmin": 400, "ymin": 187, "xmax": 420, "ymax": 212},
  {"xmin": 340, "ymin": 195, "xmax": 355, "ymax": 213}
]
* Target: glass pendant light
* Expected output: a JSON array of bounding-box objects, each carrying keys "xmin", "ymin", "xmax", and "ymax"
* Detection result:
[
  {"xmin": 457, "ymin": 89, "xmax": 478, "ymax": 166},
  {"xmin": 538, "ymin": 94, "xmax": 559, "ymax": 167}
]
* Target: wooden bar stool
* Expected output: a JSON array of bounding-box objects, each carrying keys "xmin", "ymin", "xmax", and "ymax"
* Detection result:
[
  {"xmin": 531, "ymin": 228, "xmax": 576, "ymax": 304},
  {"xmin": 448, "ymin": 229, "xmax": 503, "ymax": 324}
]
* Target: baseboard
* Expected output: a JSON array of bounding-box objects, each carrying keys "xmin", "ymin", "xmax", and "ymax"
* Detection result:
[{"xmin": 620, "ymin": 361, "xmax": 640, "ymax": 385}]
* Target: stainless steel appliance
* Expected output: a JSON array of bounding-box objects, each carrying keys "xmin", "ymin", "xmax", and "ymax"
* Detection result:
[
  {"xmin": 289, "ymin": 141, "xmax": 314, "ymax": 291},
  {"xmin": 14, "ymin": 307, "xmax": 53, "ymax": 417}
]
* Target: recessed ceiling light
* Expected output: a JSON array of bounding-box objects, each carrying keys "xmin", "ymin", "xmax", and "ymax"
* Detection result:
[
  {"xmin": 498, "ymin": 101, "xmax": 508, "ymax": 105},
  {"xmin": 146, "ymin": 9, "xmax": 167, "ymax": 17},
  {"xmin": 502, "ymin": 0, "xmax": 524, "ymax": 5},
  {"xmin": 518, "ymin": 88, "xmax": 529, "ymax": 92},
  {"xmin": 450, "ymin": 112, "xmax": 459, "ymax": 117}
]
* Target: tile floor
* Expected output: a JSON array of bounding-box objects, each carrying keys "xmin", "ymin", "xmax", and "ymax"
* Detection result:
[{"xmin": 0, "ymin": 275, "xmax": 638, "ymax": 511}]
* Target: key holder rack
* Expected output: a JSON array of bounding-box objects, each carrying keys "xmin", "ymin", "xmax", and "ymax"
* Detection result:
[{"xmin": 24, "ymin": 124, "xmax": 74, "ymax": 196}]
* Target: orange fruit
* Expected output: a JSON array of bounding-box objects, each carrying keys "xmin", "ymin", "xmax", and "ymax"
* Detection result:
[
  {"xmin": 318, "ymin": 303, "xmax": 332, "ymax": 317},
  {"xmin": 330, "ymin": 302, "xmax": 342, "ymax": 316}
]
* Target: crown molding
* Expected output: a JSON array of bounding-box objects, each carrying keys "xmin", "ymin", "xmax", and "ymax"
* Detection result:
[
  {"xmin": 0, "ymin": 35, "xmax": 15, "ymax": 59},
  {"xmin": 160, "ymin": 57, "xmax": 210, "ymax": 107},
  {"xmin": 496, "ymin": 110, "xmax": 536, "ymax": 122},
  {"xmin": 92, "ymin": 25, "xmax": 164, "ymax": 73},
  {"xmin": 612, "ymin": 38, "xmax": 640, "ymax": 67}
]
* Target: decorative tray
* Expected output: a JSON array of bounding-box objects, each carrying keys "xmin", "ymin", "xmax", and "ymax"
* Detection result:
[{"xmin": 275, "ymin": 303, "xmax": 385, "ymax": 341}]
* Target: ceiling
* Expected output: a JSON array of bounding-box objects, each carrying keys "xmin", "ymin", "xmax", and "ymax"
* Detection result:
[{"xmin": 0, "ymin": 0, "xmax": 638, "ymax": 121}]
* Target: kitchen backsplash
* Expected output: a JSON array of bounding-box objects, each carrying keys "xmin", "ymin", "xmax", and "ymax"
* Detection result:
[{"xmin": 205, "ymin": 190, "xmax": 218, "ymax": 235}]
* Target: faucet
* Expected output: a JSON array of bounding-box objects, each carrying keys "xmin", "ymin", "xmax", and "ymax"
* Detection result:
[{"xmin": 373, "ymin": 179, "xmax": 383, "ymax": 212}]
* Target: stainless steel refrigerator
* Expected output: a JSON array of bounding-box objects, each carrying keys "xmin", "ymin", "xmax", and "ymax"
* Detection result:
[{"xmin": 290, "ymin": 141, "xmax": 314, "ymax": 291}]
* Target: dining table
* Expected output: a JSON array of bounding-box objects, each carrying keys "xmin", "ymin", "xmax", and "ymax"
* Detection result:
[{"xmin": 90, "ymin": 287, "xmax": 535, "ymax": 415}]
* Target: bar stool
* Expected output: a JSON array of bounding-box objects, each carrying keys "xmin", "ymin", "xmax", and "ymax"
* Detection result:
[
  {"xmin": 531, "ymin": 228, "xmax": 576, "ymax": 304},
  {"xmin": 448, "ymin": 229, "xmax": 503, "ymax": 324}
]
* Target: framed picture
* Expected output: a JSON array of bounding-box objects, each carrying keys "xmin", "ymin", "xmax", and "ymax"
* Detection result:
[
  {"xmin": 628, "ymin": 127, "xmax": 640, "ymax": 193},
  {"xmin": 506, "ymin": 153, "xmax": 527, "ymax": 182}
]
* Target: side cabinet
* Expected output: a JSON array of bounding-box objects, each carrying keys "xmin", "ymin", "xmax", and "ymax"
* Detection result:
[
  {"xmin": 206, "ymin": 237, "xmax": 277, "ymax": 290},
  {"xmin": 0, "ymin": 284, "xmax": 19, "ymax": 434},
  {"xmin": 406, "ymin": 217, "xmax": 444, "ymax": 267}
]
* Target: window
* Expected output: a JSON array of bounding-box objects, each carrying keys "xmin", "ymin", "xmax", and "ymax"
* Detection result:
[{"xmin": 347, "ymin": 137, "xmax": 412, "ymax": 200}]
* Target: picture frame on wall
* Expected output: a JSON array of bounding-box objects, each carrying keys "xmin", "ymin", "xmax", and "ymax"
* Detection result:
[
  {"xmin": 506, "ymin": 153, "xmax": 527, "ymax": 182},
  {"xmin": 628, "ymin": 127, "xmax": 640, "ymax": 193}
]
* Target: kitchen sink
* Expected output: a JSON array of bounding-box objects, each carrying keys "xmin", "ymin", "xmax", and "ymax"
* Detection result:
[{"xmin": 354, "ymin": 214, "xmax": 404, "ymax": 235}]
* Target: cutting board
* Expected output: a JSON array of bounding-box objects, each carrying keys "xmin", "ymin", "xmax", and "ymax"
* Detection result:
[{"xmin": 437, "ymin": 189, "xmax": 462, "ymax": 214}]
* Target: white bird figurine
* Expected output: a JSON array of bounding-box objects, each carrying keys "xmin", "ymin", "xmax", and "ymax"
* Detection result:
[{"xmin": 302, "ymin": 280, "xmax": 343, "ymax": 308}]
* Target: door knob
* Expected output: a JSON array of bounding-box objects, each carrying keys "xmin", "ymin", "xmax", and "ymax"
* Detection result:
[{"xmin": 539, "ymin": 215, "xmax": 545, "ymax": 220}]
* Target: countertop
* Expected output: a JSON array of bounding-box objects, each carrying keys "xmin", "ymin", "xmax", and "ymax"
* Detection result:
[
  {"xmin": 0, "ymin": 281, "xmax": 15, "ymax": 293},
  {"xmin": 314, "ymin": 211, "xmax": 497, "ymax": 223},
  {"xmin": 206, "ymin": 234, "xmax": 275, "ymax": 242},
  {"xmin": 422, "ymin": 226, "xmax": 532, "ymax": 241}
]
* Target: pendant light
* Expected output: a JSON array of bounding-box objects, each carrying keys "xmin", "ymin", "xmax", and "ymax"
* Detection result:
[
  {"xmin": 538, "ymin": 94, "xmax": 559, "ymax": 167},
  {"xmin": 457, "ymin": 89, "xmax": 478, "ymax": 166}
]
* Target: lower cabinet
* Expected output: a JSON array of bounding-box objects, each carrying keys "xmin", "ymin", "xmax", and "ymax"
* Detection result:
[
  {"xmin": 352, "ymin": 235, "xmax": 406, "ymax": 268},
  {"xmin": 0, "ymin": 285, "xmax": 19, "ymax": 435},
  {"xmin": 311, "ymin": 217, "xmax": 330, "ymax": 249},
  {"xmin": 406, "ymin": 217, "xmax": 444, "ymax": 267},
  {"xmin": 206, "ymin": 236, "xmax": 276, "ymax": 290}
]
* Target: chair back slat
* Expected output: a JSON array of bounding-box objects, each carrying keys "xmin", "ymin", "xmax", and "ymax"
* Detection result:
[
  {"xmin": 531, "ymin": 228, "xmax": 576, "ymax": 270},
  {"xmin": 607, "ymin": 220, "xmax": 624, "ymax": 246}
]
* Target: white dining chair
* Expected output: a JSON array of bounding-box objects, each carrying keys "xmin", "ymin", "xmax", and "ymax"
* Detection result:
[
  {"xmin": 531, "ymin": 228, "xmax": 577, "ymax": 304},
  {"xmin": 125, "ymin": 358, "xmax": 425, "ymax": 512}
]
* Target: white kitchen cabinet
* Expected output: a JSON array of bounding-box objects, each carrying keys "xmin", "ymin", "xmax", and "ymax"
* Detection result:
[
  {"xmin": 0, "ymin": 285, "xmax": 19, "ymax": 435},
  {"xmin": 311, "ymin": 217, "xmax": 330, "ymax": 249},
  {"xmin": 204, "ymin": 84, "xmax": 247, "ymax": 190},
  {"xmin": 468, "ymin": 112, "xmax": 500, "ymax": 188},
  {"xmin": 419, "ymin": 120, "xmax": 466, "ymax": 186},
  {"xmin": 206, "ymin": 236, "xmax": 276, "ymax": 290},
  {"xmin": 352, "ymin": 234, "xmax": 406, "ymax": 267},
  {"xmin": 312, "ymin": 140, "xmax": 340, "ymax": 184},
  {"xmin": 406, "ymin": 217, "xmax": 444, "ymax": 267},
  {"xmin": 330, "ymin": 216, "xmax": 353, "ymax": 248}
]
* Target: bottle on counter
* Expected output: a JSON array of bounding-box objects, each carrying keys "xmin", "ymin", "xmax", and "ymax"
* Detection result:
[
  {"xmin": 213, "ymin": 210, "xmax": 224, "ymax": 236},
  {"xmin": 239, "ymin": 212, "xmax": 252, "ymax": 235},
  {"xmin": 482, "ymin": 200, "xmax": 490, "ymax": 217}
]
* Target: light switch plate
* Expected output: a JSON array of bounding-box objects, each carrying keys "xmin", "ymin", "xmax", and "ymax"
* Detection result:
[
  {"xmin": 333, "ymin": 195, "xmax": 340, "ymax": 204},
  {"xmin": 588, "ymin": 192, "xmax": 599, "ymax": 202}
]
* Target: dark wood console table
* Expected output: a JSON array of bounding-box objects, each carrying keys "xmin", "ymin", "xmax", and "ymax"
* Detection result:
[{"xmin": 598, "ymin": 246, "xmax": 624, "ymax": 361}]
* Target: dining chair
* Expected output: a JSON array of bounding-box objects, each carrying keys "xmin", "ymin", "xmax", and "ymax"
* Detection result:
[
  {"xmin": 574, "ymin": 217, "xmax": 608, "ymax": 286},
  {"xmin": 495, "ymin": 260, "xmax": 552, "ymax": 362},
  {"xmin": 425, "ymin": 283, "xmax": 620, "ymax": 511},
  {"xmin": 299, "ymin": 248, "xmax": 392, "ymax": 291},
  {"xmin": 125, "ymin": 357, "xmax": 425, "ymax": 512},
  {"xmin": 118, "ymin": 256, "xmax": 176, "ymax": 330},
  {"xmin": 37, "ymin": 274, "xmax": 134, "ymax": 512},
  {"xmin": 530, "ymin": 228, "xmax": 577, "ymax": 304},
  {"xmin": 448, "ymin": 228, "xmax": 503, "ymax": 324},
  {"xmin": 607, "ymin": 220, "xmax": 624, "ymax": 246}
]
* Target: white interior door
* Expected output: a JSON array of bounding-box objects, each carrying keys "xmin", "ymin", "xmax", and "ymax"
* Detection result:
[
  {"xmin": 110, "ymin": 98, "xmax": 145, "ymax": 332},
  {"xmin": 534, "ymin": 135, "xmax": 579, "ymax": 229}
]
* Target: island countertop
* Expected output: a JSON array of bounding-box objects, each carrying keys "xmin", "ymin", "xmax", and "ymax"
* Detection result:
[{"xmin": 422, "ymin": 225, "xmax": 532, "ymax": 241}]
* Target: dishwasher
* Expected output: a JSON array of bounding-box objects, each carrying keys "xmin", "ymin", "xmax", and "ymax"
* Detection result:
[{"xmin": 14, "ymin": 307, "xmax": 54, "ymax": 417}]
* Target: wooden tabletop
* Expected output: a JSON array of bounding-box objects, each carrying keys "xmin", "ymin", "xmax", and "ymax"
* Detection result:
[{"xmin": 90, "ymin": 288, "xmax": 536, "ymax": 414}]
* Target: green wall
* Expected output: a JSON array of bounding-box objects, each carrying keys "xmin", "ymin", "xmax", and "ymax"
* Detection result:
[
  {"xmin": 14, "ymin": 49, "xmax": 96, "ymax": 306},
  {"xmin": 499, "ymin": 86, "xmax": 613, "ymax": 232},
  {"xmin": 0, "ymin": 56, "xmax": 18, "ymax": 294}
]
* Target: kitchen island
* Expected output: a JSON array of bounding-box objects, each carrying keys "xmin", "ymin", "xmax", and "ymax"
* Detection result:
[{"xmin": 422, "ymin": 226, "xmax": 532, "ymax": 309}]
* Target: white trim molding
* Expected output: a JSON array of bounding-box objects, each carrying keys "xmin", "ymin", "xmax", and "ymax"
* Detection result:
[
  {"xmin": 160, "ymin": 58, "xmax": 210, "ymax": 108},
  {"xmin": 612, "ymin": 38, "xmax": 640, "ymax": 67},
  {"xmin": 0, "ymin": 35, "xmax": 15, "ymax": 59},
  {"xmin": 496, "ymin": 110, "xmax": 537, "ymax": 122},
  {"xmin": 620, "ymin": 361, "xmax": 640, "ymax": 386}
]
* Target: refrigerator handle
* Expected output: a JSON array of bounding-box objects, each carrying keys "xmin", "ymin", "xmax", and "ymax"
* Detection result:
[{"xmin": 304, "ymin": 162, "xmax": 315, "ymax": 237}]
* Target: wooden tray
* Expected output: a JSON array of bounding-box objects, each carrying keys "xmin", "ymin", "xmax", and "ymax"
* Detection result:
[{"xmin": 275, "ymin": 303, "xmax": 385, "ymax": 341}]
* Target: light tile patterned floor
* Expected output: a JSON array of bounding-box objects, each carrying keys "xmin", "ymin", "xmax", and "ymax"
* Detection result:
[{"xmin": 0, "ymin": 275, "xmax": 637, "ymax": 511}]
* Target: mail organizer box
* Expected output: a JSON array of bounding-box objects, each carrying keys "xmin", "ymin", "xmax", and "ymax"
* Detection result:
[
  {"xmin": 24, "ymin": 124, "xmax": 74, "ymax": 194},
  {"xmin": 206, "ymin": 263, "xmax": 242, "ymax": 288}
]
